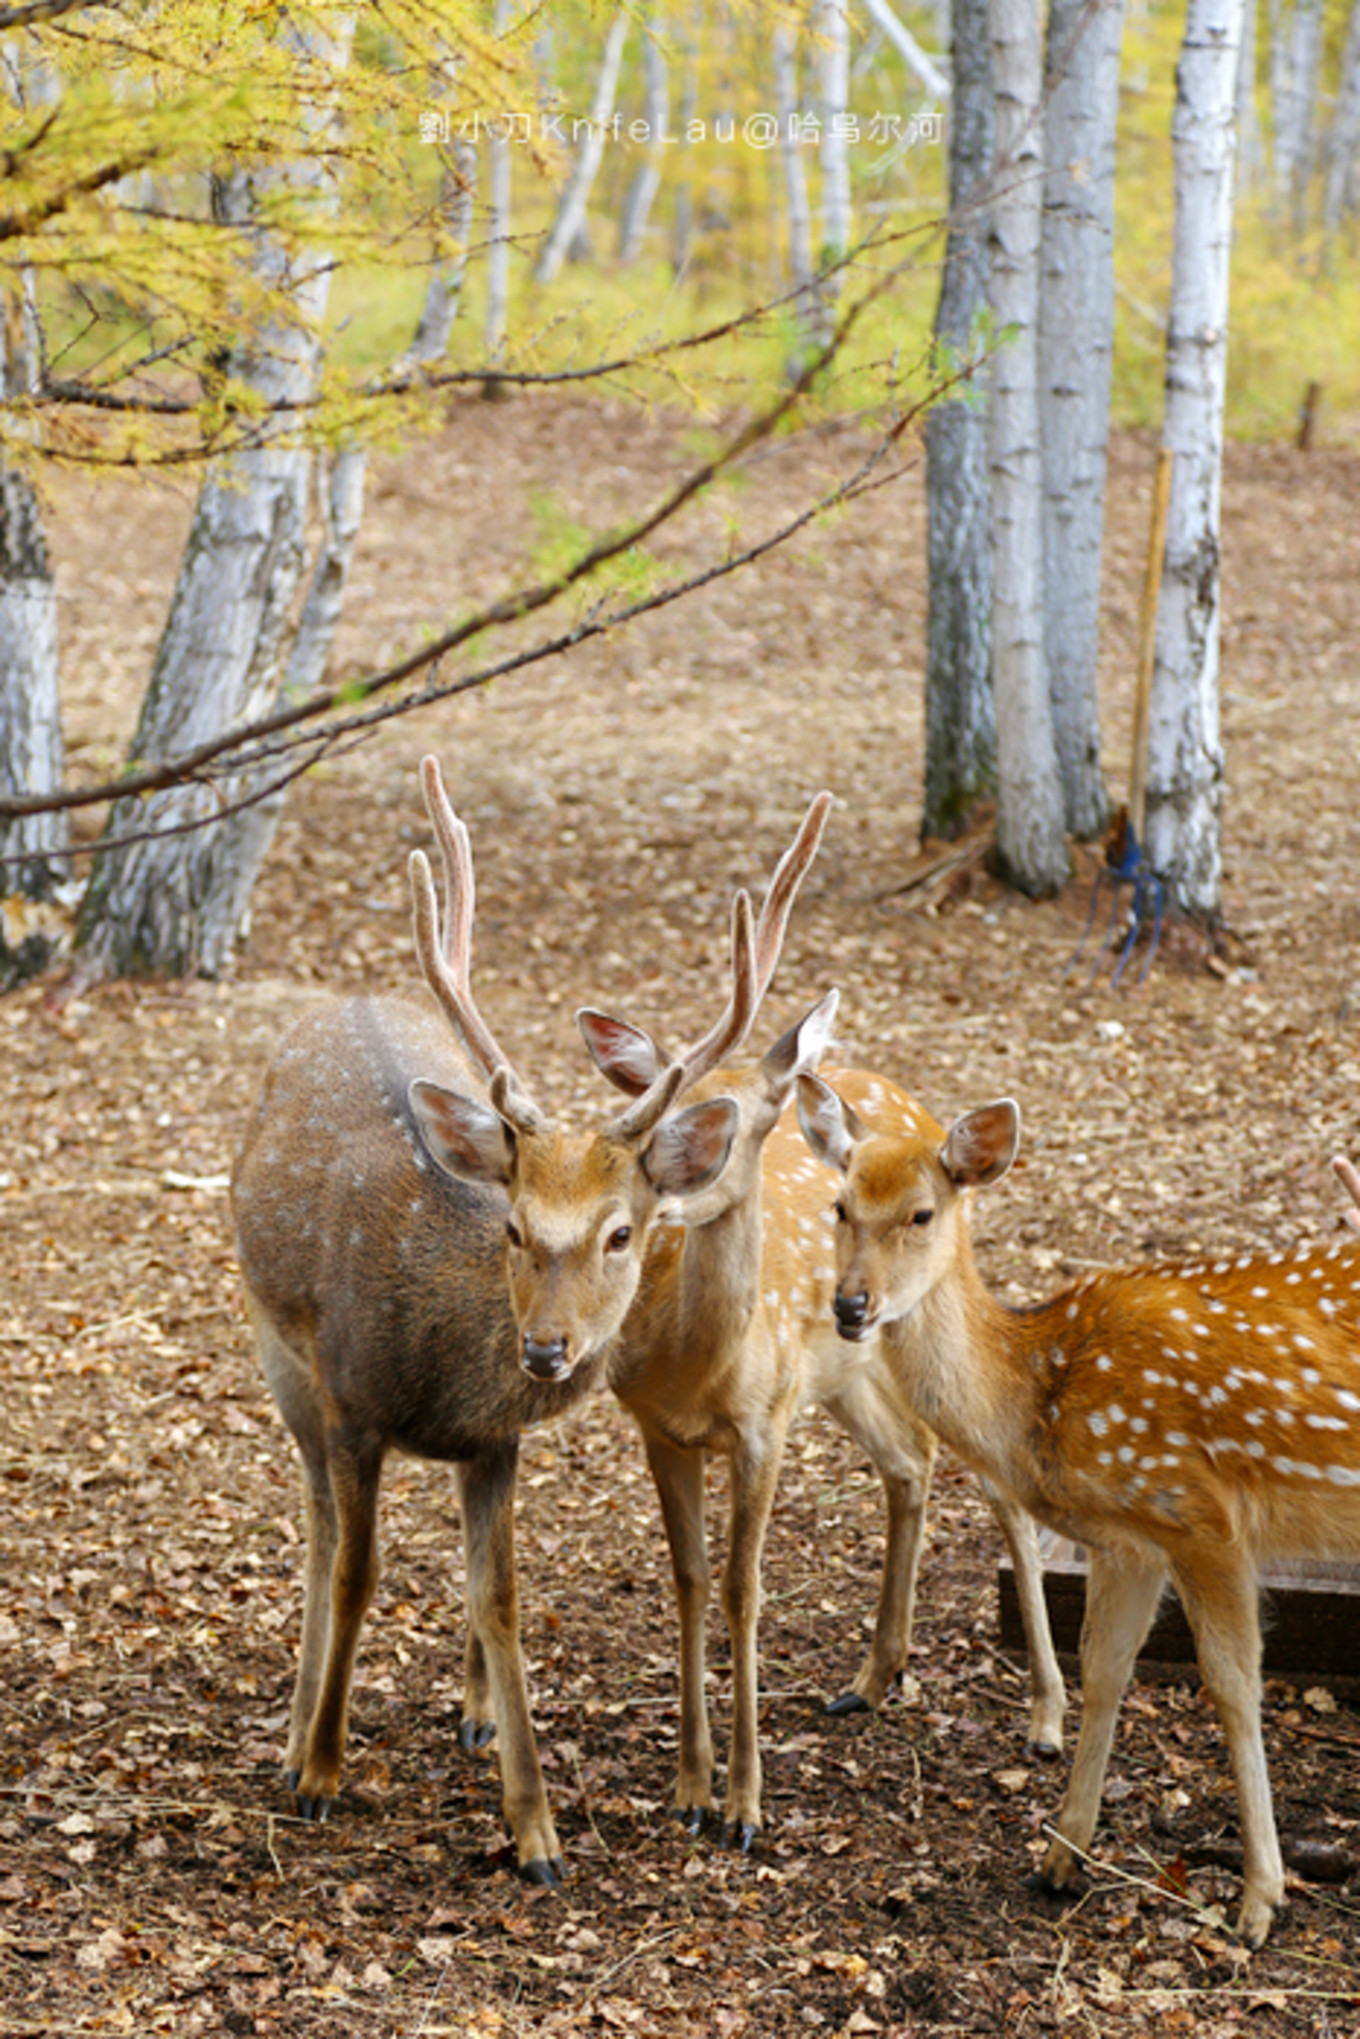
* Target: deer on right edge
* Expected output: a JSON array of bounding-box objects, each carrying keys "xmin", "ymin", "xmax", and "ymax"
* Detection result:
[{"xmin": 798, "ymin": 1069, "xmax": 1360, "ymax": 1948}]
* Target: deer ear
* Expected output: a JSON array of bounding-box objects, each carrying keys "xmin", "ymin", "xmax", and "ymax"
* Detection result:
[
  {"xmin": 796, "ymin": 1072, "xmax": 859, "ymax": 1172},
  {"xmin": 409, "ymin": 1079, "xmax": 517, "ymax": 1187},
  {"xmin": 642, "ymin": 1097, "xmax": 739, "ymax": 1198},
  {"xmin": 941, "ymin": 1100, "xmax": 1020, "ymax": 1188},
  {"xmin": 577, "ymin": 1009, "xmax": 666, "ymax": 1097},
  {"xmin": 762, "ymin": 988, "xmax": 839, "ymax": 1086}
]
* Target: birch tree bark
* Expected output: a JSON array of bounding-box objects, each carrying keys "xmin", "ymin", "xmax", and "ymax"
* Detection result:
[
  {"xmin": 1145, "ymin": 0, "xmax": 1244, "ymax": 921},
  {"xmin": 923, "ymin": 0, "xmax": 994, "ymax": 840},
  {"xmin": 0, "ymin": 308, "xmax": 70, "ymax": 987},
  {"xmin": 1235, "ymin": 0, "xmax": 1261, "ymax": 189},
  {"xmin": 1270, "ymin": 0, "xmax": 1323, "ymax": 217},
  {"xmin": 618, "ymin": 18, "xmax": 669, "ymax": 263},
  {"xmin": 534, "ymin": 9, "xmax": 629, "ymax": 284},
  {"xmin": 1039, "ymin": 0, "xmax": 1124, "ymax": 840},
  {"xmin": 817, "ymin": 0, "xmax": 851, "ymax": 311},
  {"xmin": 76, "ymin": 18, "xmax": 355, "ymax": 981},
  {"xmin": 987, "ymin": 0, "xmax": 1068, "ymax": 895},
  {"xmin": 1324, "ymin": 0, "xmax": 1360, "ymax": 241},
  {"xmin": 774, "ymin": 20, "xmax": 820, "ymax": 359}
]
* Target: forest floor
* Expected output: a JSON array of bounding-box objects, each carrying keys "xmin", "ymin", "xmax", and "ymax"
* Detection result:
[{"xmin": 3, "ymin": 398, "xmax": 1360, "ymax": 2038}]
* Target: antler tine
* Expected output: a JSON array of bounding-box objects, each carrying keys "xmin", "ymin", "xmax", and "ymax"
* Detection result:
[
  {"xmin": 671, "ymin": 888, "xmax": 759, "ymax": 1093},
  {"xmin": 751, "ymin": 790, "xmax": 833, "ymax": 1000},
  {"xmin": 420, "ymin": 753, "xmax": 475, "ymax": 976},
  {"xmin": 608, "ymin": 1058, "xmax": 687, "ymax": 1145},
  {"xmin": 410, "ymin": 758, "xmax": 534, "ymax": 1107}
]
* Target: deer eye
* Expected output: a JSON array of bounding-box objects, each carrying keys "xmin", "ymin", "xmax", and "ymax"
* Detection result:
[
  {"xmin": 911, "ymin": 1209, "xmax": 934, "ymax": 1228},
  {"xmin": 606, "ymin": 1224, "xmax": 633, "ymax": 1254},
  {"xmin": 506, "ymin": 1219, "xmax": 524, "ymax": 1250}
]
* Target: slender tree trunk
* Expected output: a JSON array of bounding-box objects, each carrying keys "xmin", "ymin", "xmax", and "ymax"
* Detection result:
[
  {"xmin": 534, "ymin": 9, "xmax": 629, "ymax": 284},
  {"xmin": 618, "ymin": 19, "xmax": 669, "ymax": 263},
  {"xmin": 76, "ymin": 19, "xmax": 355, "ymax": 982},
  {"xmin": 412, "ymin": 141, "xmax": 476, "ymax": 364},
  {"xmin": 1324, "ymin": 0, "xmax": 1360, "ymax": 242},
  {"xmin": 0, "ymin": 319, "xmax": 69, "ymax": 986},
  {"xmin": 1039, "ymin": 0, "xmax": 1124, "ymax": 840},
  {"xmin": 1145, "ymin": 0, "xmax": 1244, "ymax": 921},
  {"xmin": 670, "ymin": 34, "xmax": 699, "ymax": 276},
  {"xmin": 817, "ymin": 0, "xmax": 852, "ymax": 312},
  {"xmin": 987, "ymin": 0, "xmax": 1068, "ymax": 895},
  {"xmin": 774, "ymin": 20, "xmax": 820, "ymax": 361},
  {"xmin": 923, "ymin": 0, "xmax": 994, "ymax": 841},
  {"xmin": 1270, "ymin": 0, "xmax": 1322, "ymax": 216}
]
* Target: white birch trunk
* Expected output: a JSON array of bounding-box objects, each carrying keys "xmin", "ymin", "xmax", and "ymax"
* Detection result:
[
  {"xmin": 76, "ymin": 17, "xmax": 355, "ymax": 981},
  {"xmin": 987, "ymin": 0, "xmax": 1068, "ymax": 895},
  {"xmin": 618, "ymin": 20, "xmax": 669, "ymax": 263},
  {"xmin": 0, "ymin": 440, "xmax": 69, "ymax": 984},
  {"xmin": 1145, "ymin": 0, "xmax": 1244, "ymax": 921},
  {"xmin": 1040, "ymin": 0, "xmax": 1124, "ymax": 840},
  {"xmin": 817, "ymin": 0, "xmax": 852, "ymax": 306},
  {"xmin": 412, "ymin": 141, "xmax": 476, "ymax": 364},
  {"xmin": 534, "ymin": 9, "xmax": 629, "ymax": 284},
  {"xmin": 1324, "ymin": 0, "xmax": 1360, "ymax": 239},
  {"xmin": 774, "ymin": 21, "xmax": 820, "ymax": 359},
  {"xmin": 923, "ymin": 0, "xmax": 994, "ymax": 839},
  {"xmin": 1270, "ymin": 0, "xmax": 1322, "ymax": 212}
]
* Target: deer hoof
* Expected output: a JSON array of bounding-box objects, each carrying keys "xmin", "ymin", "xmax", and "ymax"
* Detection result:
[
  {"xmin": 295, "ymin": 1792, "xmax": 334, "ymax": 1824},
  {"xmin": 520, "ymin": 1854, "xmax": 566, "ymax": 1888},
  {"xmin": 672, "ymin": 1804, "xmax": 708, "ymax": 1838},
  {"xmin": 825, "ymin": 1690, "xmax": 872, "ymax": 1718},
  {"xmin": 460, "ymin": 1717, "xmax": 497, "ymax": 1753},
  {"xmin": 1023, "ymin": 1867, "xmax": 1082, "ymax": 1904},
  {"xmin": 1026, "ymin": 1736, "xmax": 1062, "ymax": 1763},
  {"xmin": 719, "ymin": 1818, "xmax": 759, "ymax": 1855}
]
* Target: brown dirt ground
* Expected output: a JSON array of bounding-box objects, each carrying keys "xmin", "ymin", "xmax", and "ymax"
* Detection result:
[{"xmin": 3, "ymin": 400, "xmax": 1360, "ymax": 2038}]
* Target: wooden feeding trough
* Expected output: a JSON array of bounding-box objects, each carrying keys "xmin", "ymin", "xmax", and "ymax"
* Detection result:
[{"xmin": 999, "ymin": 1533, "xmax": 1360, "ymax": 1694}]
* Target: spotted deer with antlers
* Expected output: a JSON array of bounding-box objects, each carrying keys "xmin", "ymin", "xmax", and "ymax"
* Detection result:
[
  {"xmin": 582, "ymin": 848, "xmax": 1063, "ymax": 1850},
  {"xmin": 797, "ymin": 1071, "xmax": 1360, "ymax": 1947},
  {"xmin": 232, "ymin": 757, "xmax": 749, "ymax": 1884}
]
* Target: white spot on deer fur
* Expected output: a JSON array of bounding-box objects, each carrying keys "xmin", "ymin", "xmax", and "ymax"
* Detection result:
[
  {"xmin": 1302, "ymin": 1368, "xmax": 1321, "ymax": 1385},
  {"xmin": 1117, "ymin": 1445, "xmax": 1135, "ymax": 1464},
  {"xmin": 1252, "ymin": 1287, "xmax": 1269, "ymax": 1299},
  {"xmin": 1274, "ymin": 1456, "xmax": 1324, "ymax": 1480},
  {"xmin": 1268, "ymin": 1253, "xmax": 1285, "ymax": 1266},
  {"xmin": 1067, "ymin": 1302, "xmax": 1078, "ymax": 1321},
  {"xmin": 1286, "ymin": 1272, "xmax": 1302, "ymax": 1286},
  {"xmin": 1335, "ymin": 1388, "xmax": 1360, "ymax": 1412},
  {"xmin": 1130, "ymin": 1416, "xmax": 1148, "ymax": 1434},
  {"xmin": 1306, "ymin": 1412, "xmax": 1349, "ymax": 1431},
  {"xmin": 1327, "ymin": 1465, "xmax": 1360, "ymax": 1485},
  {"xmin": 1166, "ymin": 1431, "xmax": 1188, "ymax": 1447},
  {"xmin": 1107, "ymin": 1404, "xmax": 1126, "ymax": 1425},
  {"xmin": 1096, "ymin": 1355, "xmax": 1113, "ymax": 1371},
  {"xmin": 1294, "ymin": 1333, "xmax": 1316, "ymax": 1350},
  {"xmin": 1088, "ymin": 1412, "xmax": 1109, "ymax": 1437},
  {"xmin": 1170, "ymin": 1307, "xmax": 1189, "ymax": 1323}
]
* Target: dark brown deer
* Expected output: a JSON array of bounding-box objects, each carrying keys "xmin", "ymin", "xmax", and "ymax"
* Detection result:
[
  {"xmin": 232, "ymin": 757, "xmax": 757, "ymax": 1883},
  {"xmin": 798, "ymin": 1069, "xmax": 1360, "ymax": 1946}
]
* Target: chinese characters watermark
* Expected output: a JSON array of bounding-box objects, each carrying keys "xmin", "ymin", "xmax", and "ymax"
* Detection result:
[{"xmin": 417, "ymin": 108, "xmax": 944, "ymax": 150}]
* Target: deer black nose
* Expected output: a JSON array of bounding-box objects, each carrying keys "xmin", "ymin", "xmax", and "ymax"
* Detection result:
[
  {"xmin": 522, "ymin": 1335, "xmax": 570, "ymax": 1381},
  {"xmin": 833, "ymin": 1290, "xmax": 870, "ymax": 1339}
]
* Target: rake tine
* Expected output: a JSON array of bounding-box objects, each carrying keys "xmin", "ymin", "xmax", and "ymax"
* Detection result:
[
  {"xmin": 1135, "ymin": 874, "xmax": 1164, "ymax": 987},
  {"xmin": 1110, "ymin": 872, "xmax": 1143, "ymax": 990},
  {"xmin": 1088, "ymin": 878, "xmax": 1128, "ymax": 987},
  {"xmin": 1063, "ymin": 867, "xmax": 1108, "ymax": 979}
]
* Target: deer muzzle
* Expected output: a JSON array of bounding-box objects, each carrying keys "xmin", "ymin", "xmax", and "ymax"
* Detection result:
[
  {"xmin": 833, "ymin": 1289, "xmax": 874, "ymax": 1342},
  {"xmin": 522, "ymin": 1333, "xmax": 571, "ymax": 1381}
]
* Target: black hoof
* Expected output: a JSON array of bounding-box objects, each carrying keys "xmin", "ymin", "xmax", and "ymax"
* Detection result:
[
  {"xmin": 1024, "ymin": 1868, "xmax": 1081, "ymax": 1904},
  {"xmin": 1027, "ymin": 1738, "xmax": 1062, "ymax": 1763},
  {"xmin": 460, "ymin": 1718, "xmax": 497, "ymax": 1753},
  {"xmin": 825, "ymin": 1690, "xmax": 872, "ymax": 1719},
  {"xmin": 295, "ymin": 1793, "xmax": 333, "ymax": 1824},
  {"xmin": 719, "ymin": 1818, "xmax": 759, "ymax": 1855},
  {"xmin": 284, "ymin": 1767, "xmax": 301, "ymax": 1792},
  {"xmin": 519, "ymin": 1854, "xmax": 565, "ymax": 1887},
  {"xmin": 672, "ymin": 1804, "xmax": 708, "ymax": 1838}
]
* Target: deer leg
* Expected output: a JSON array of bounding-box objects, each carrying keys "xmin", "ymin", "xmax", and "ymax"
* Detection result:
[
  {"xmin": 284, "ymin": 1452, "xmax": 339, "ymax": 1787},
  {"xmin": 821, "ymin": 1373, "xmax": 936, "ymax": 1716},
  {"xmin": 717, "ymin": 1419, "xmax": 790, "ymax": 1850},
  {"xmin": 982, "ymin": 1482, "xmax": 1065, "ymax": 1756},
  {"xmin": 1038, "ymin": 1546, "xmax": 1165, "ymax": 1896},
  {"xmin": 460, "ymin": 1626, "xmax": 496, "ymax": 1752},
  {"xmin": 1170, "ymin": 1552, "xmax": 1282, "ymax": 1948},
  {"xmin": 293, "ymin": 1430, "xmax": 385, "ymax": 1820},
  {"xmin": 455, "ymin": 1445, "xmax": 564, "ymax": 1885},
  {"xmin": 643, "ymin": 1431, "xmax": 714, "ymax": 1834}
]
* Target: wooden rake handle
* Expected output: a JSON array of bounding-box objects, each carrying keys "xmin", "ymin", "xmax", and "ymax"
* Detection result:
[{"xmin": 1128, "ymin": 447, "xmax": 1174, "ymax": 846}]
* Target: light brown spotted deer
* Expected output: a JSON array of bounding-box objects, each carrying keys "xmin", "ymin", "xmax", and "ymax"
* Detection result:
[
  {"xmin": 583, "ymin": 1009, "xmax": 1062, "ymax": 1848},
  {"xmin": 231, "ymin": 757, "xmax": 750, "ymax": 1884},
  {"xmin": 797, "ymin": 1070, "xmax": 1360, "ymax": 1947}
]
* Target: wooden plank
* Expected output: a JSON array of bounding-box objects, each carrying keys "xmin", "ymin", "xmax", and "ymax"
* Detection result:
[{"xmin": 998, "ymin": 1535, "xmax": 1360, "ymax": 1692}]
